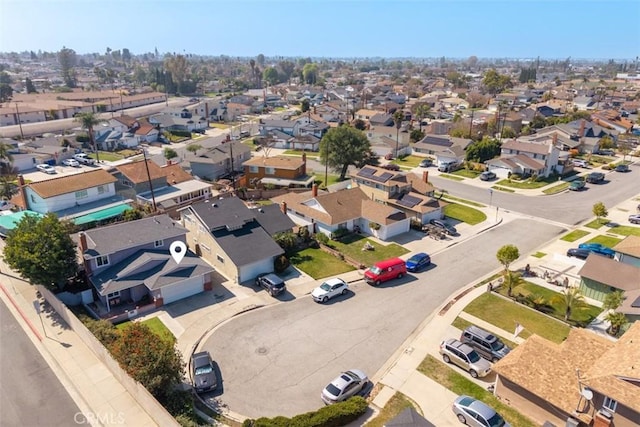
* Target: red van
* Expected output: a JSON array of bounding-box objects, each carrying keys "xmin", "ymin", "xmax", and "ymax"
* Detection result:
[{"xmin": 364, "ymin": 257, "xmax": 407, "ymax": 286}]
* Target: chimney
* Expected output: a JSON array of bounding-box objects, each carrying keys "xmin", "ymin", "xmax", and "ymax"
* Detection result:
[
  {"xmin": 302, "ymin": 152, "xmax": 307, "ymax": 163},
  {"xmin": 552, "ymin": 133, "xmax": 558, "ymax": 145},
  {"xmin": 579, "ymin": 119, "xmax": 586, "ymax": 138},
  {"xmin": 166, "ymin": 159, "xmax": 172, "ymax": 166},
  {"xmin": 301, "ymin": 152, "xmax": 307, "ymax": 175},
  {"xmin": 312, "ymin": 183, "xmax": 318, "ymax": 197},
  {"xmin": 280, "ymin": 201, "xmax": 287, "ymax": 215},
  {"xmin": 423, "ymin": 171, "xmax": 429, "ymax": 183},
  {"xmin": 17, "ymin": 174, "xmax": 28, "ymax": 210},
  {"xmin": 78, "ymin": 232, "xmax": 92, "ymax": 277}
]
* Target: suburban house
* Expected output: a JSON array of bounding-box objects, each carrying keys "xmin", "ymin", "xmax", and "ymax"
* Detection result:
[
  {"xmin": 591, "ymin": 110, "xmax": 634, "ymax": 134},
  {"xmin": 77, "ymin": 214, "xmax": 216, "ymax": 317},
  {"xmin": 90, "ymin": 117, "xmax": 140, "ymax": 150},
  {"xmin": 12, "ymin": 170, "xmax": 132, "ymax": 226},
  {"xmin": 369, "ymin": 113, "xmax": 394, "ymax": 127},
  {"xmin": 225, "ymin": 102, "xmax": 252, "ymax": 121},
  {"xmin": 179, "ymin": 197, "xmax": 292, "ymax": 284},
  {"xmin": 271, "ymin": 185, "xmax": 410, "ymax": 241},
  {"xmin": 493, "ymin": 322, "xmax": 640, "ymax": 427},
  {"xmin": 366, "ymin": 126, "xmax": 411, "ymax": 157},
  {"xmin": 149, "ymin": 109, "xmax": 208, "ymax": 133},
  {"xmin": 186, "ymin": 141, "xmax": 251, "ymax": 181},
  {"xmin": 243, "ymin": 154, "xmax": 315, "ymax": 188},
  {"xmin": 134, "ymin": 119, "xmax": 160, "ymax": 143},
  {"xmin": 573, "ymin": 96, "xmax": 596, "ymax": 111},
  {"xmin": 486, "ymin": 138, "xmax": 560, "ymax": 178},
  {"xmin": 113, "ymin": 160, "xmax": 214, "ymax": 217},
  {"xmin": 412, "ymin": 134, "xmax": 472, "ymax": 166},
  {"xmin": 290, "ymin": 134, "xmax": 321, "ymax": 152}
]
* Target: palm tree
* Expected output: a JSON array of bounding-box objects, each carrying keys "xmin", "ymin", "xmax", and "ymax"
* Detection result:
[
  {"xmin": 552, "ymin": 287, "xmax": 586, "ymax": 321},
  {"xmin": 393, "ymin": 110, "xmax": 404, "ymax": 159},
  {"xmin": 75, "ymin": 112, "xmax": 104, "ymax": 163},
  {"xmin": 0, "ymin": 142, "xmax": 13, "ymax": 173},
  {"xmin": 604, "ymin": 311, "xmax": 627, "ymax": 336},
  {"xmin": 503, "ymin": 270, "xmax": 523, "ymax": 297},
  {"xmin": 602, "ymin": 290, "xmax": 625, "ymax": 311},
  {"xmin": 414, "ymin": 104, "xmax": 431, "ymax": 132}
]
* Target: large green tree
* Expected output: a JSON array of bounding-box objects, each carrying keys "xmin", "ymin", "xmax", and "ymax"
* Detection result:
[
  {"xmin": 482, "ymin": 69, "xmax": 512, "ymax": 94},
  {"xmin": 3, "ymin": 213, "xmax": 78, "ymax": 288},
  {"xmin": 262, "ymin": 67, "xmax": 279, "ymax": 86},
  {"xmin": 592, "ymin": 202, "xmax": 608, "ymax": 224},
  {"xmin": 496, "ymin": 244, "xmax": 520, "ymax": 272},
  {"xmin": 75, "ymin": 112, "xmax": 104, "ymax": 163},
  {"xmin": 302, "ymin": 63, "xmax": 319, "ymax": 85},
  {"xmin": 465, "ymin": 137, "xmax": 501, "ymax": 162},
  {"xmin": 0, "ymin": 83, "xmax": 12, "ymax": 102},
  {"xmin": 58, "ymin": 46, "xmax": 77, "ymax": 88},
  {"xmin": 319, "ymin": 125, "xmax": 376, "ymax": 180}
]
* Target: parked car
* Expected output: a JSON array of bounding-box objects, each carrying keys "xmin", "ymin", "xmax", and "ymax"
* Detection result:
[
  {"xmin": 191, "ymin": 351, "xmax": 218, "ymax": 393},
  {"xmin": 405, "ymin": 253, "xmax": 431, "ymax": 272},
  {"xmin": 36, "ymin": 164, "xmax": 56, "ymax": 174},
  {"xmin": 479, "ymin": 171, "xmax": 496, "ymax": 181},
  {"xmin": 460, "ymin": 326, "xmax": 511, "ymax": 362},
  {"xmin": 578, "ymin": 243, "xmax": 615, "ymax": 258},
  {"xmin": 569, "ymin": 180, "xmax": 586, "ymax": 191},
  {"xmin": 566, "ymin": 248, "xmax": 591, "ymax": 260},
  {"xmin": 430, "ymin": 219, "xmax": 457, "ymax": 236},
  {"xmin": 311, "ymin": 278, "xmax": 349, "ymax": 303},
  {"xmin": 73, "ymin": 153, "xmax": 95, "ymax": 165},
  {"xmin": 255, "ymin": 273, "xmax": 286, "ymax": 297},
  {"xmin": 585, "ymin": 172, "xmax": 605, "ymax": 183},
  {"xmin": 439, "ymin": 338, "xmax": 492, "ymax": 378},
  {"xmin": 437, "ymin": 161, "xmax": 457, "ymax": 172},
  {"xmin": 0, "ymin": 200, "xmax": 14, "ymax": 211},
  {"xmin": 452, "ymin": 395, "xmax": 511, "ymax": 427},
  {"xmin": 364, "ymin": 257, "xmax": 406, "ymax": 286},
  {"xmin": 381, "ymin": 163, "xmax": 400, "ymax": 171},
  {"xmin": 571, "ymin": 159, "xmax": 589, "ymax": 168},
  {"xmin": 615, "ymin": 164, "xmax": 630, "ymax": 172},
  {"xmin": 418, "ymin": 159, "xmax": 433, "ymax": 168},
  {"xmin": 596, "ymin": 149, "xmax": 615, "ymax": 156},
  {"xmin": 321, "ymin": 369, "xmax": 368, "ymax": 405},
  {"xmin": 62, "ymin": 158, "xmax": 80, "ymax": 167},
  {"xmin": 629, "ymin": 214, "xmax": 640, "ymax": 224}
]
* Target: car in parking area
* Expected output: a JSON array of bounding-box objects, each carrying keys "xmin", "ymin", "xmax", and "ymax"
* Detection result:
[
  {"xmin": 62, "ymin": 158, "xmax": 80, "ymax": 167},
  {"xmin": 255, "ymin": 273, "xmax": 286, "ymax": 297},
  {"xmin": 311, "ymin": 278, "xmax": 349, "ymax": 303},
  {"xmin": 571, "ymin": 159, "xmax": 589, "ymax": 168},
  {"xmin": 191, "ymin": 351, "xmax": 218, "ymax": 393},
  {"xmin": 460, "ymin": 326, "xmax": 510, "ymax": 362},
  {"xmin": 585, "ymin": 172, "xmax": 605, "ymax": 183},
  {"xmin": 629, "ymin": 214, "xmax": 640, "ymax": 224},
  {"xmin": 430, "ymin": 219, "xmax": 457, "ymax": 236},
  {"xmin": 452, "ymin": 395, "xmax": 511, "ymax": 427},
  {"xmin": 439, "ymin": 338, "xmax": 492, "ymax": 378},
  {"xmin": 578, "ymin": 243, "xmax": 615, "ymax": 258},
  {"xmin": 569, "ymin": 180, "xmax": 586, "ymax": 191},
  {"xmin": 321, "ymin": 369, "xmax": 368, "ymax": 405},
  {"xmin": 381, "ymin": 163, "xmax": 400, "ymax": 171},
  {"xmin": 567, "ymin": 248, "xmax": 591, "ymax": 260},
  {"xmin": 615, "ymin": 164, "xmax": 630, "ymax": 172},
  {"xmin": 36, "ymin": 164, "xmax": 56, "ymax": 174},
  {"xmin": 479, "ymin": 171, "xmax": 496, "ymax": 181},
  {"xmin": 418, "ymin": 159, "xmax": 433, "ymax": 168},
  {"xmin": 405, "ymin": 253, "xmax": 431, "ymax": 272}
]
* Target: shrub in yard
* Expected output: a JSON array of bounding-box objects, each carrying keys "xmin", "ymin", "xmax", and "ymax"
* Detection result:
[
  {"xmin": 369, "ymin": 221, "xmax": 381, "ymax": 230},
  {"xmin": 330, "ymin": 228, "xmax": 349, "ymax": 240},
  {"xmin": 315, "ymin": 233, "xmax": 329, "ymax": 245},
  {"xmin": 274, "ymin": 254, "xmax": 290, "ymax": 273},
  {"xmin": 76, "ymin": 134, "xmax": 89, "ymax": 143},
  {"xmin": 169, "ymin": 130, "xmax": 192, "ymax": 138}
]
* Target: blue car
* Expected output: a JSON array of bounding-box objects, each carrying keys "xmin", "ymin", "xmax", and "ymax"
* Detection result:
[
  {"xmin": 405, "ymin": 253, "xmax": 431, "ymax": 272},
  {"xmin": 578, "ymin": 243, "xmax": 615, "ymax": 258}
]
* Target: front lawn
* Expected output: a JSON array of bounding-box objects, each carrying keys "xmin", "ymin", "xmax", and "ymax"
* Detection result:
[
  {"xmin": 313, "ymin": 174, "xmax": 345, "ymax": 188},
  {"xmin": 584, "ymin": 219, "xmax": 604, "ymax": 229},
  {"xmin": 438, "ymin": 174, "xmax": 464, "ymax": 181},
  {"xmin": 209, "ymin": 123, "xmax": 229, "ymax": 129},
  {"xmin": 584, "ymin": 235, "xmax": 623, "ymax": 248},
  {"xmin": 417, "ymin": 355, "xmax": 536, "ymax": 427},
  {"xmin": 491, "ymin": 186, "xmax": 515, "ymax": 193},
  {"xmin": 88, "ymin": 151, "xmax": 124, "ymax": 162},
  {"xmin": 495, "ymin": 178, "xmax": 553, "ymax": 189},
  {"xmin": 463, "ymin": 292, "xmax": 570, "ymax": 343},
  {"xmin": 543, "ymin": 182, "xmax": 569, "ymax": 194},
  {"xmin": 326, "ymin": 234, "xmax": 409, "ymax": 266},
  {"xmin": 443, "ymin": 203, "xmax": 487, "ymax": 225},
  {"xmin": 441, "ymin": 195, "xmax": 485, "ymax": 208},
  {"xmin": 391, "ymin": 155, "xmax": 426, "ymax": 168},
  {"xmin": 608, "ymin": 225, "xmax": 640, "ymax": 237},
  {"xmin": 289, "ymin": 247, "xmax": 355, "ymax": 279},
  {"xmin": 116, "ymin": 317, "xmax": 175, "ymax": 343},
  {"xmin": 366, "ymin": 392, "xmax": 417, "ymax": 427},
  {"xmin": 283, "ymin": 149, "xmax": 319, "ymax": 158},
  {"xmin": 451, "ymin": 169, "xmax": 481, "ymax": 179},
  {"xmin": 560, "ymin": 230, "xmax": 589, "ymax": 242}
]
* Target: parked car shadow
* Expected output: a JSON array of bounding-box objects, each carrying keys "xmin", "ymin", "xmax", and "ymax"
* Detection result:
[
  {"xmin": 409, "ymin": 263, "xmax": 438, "ymax": 274},
  {"xmin": 317, "ymin": 289, "xmax": 356, "ymax": 305},
  {"xmin": 372, "ymin": 274, "xmax": 418, "ymax": 288}
]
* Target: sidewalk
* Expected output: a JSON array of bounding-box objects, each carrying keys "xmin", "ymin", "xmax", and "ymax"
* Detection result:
[{"xmin": 0, "ymin": 251, "xmax": 159, "ymax": 427}]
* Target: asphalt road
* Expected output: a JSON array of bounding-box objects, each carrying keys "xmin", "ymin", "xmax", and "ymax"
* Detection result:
[
  {"xmin": 0, "ymin": 298, "xmax": 82, "ymax": 427},
  {"xmin": 202, "ymin": 218, "xmax": 565, "ymax": 418}
]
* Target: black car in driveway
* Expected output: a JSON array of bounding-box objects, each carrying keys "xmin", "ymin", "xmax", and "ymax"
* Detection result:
[
  {"xmin": 430, "ymin": 219, "xmax": 457, "ymax": 236},
  {"xmin": 255, "ymin": 273, "xmax": 286, "ymax": 297},
  {"xmin": 566, "ymin": 248, "xmax": 591, "ymax": 260}
]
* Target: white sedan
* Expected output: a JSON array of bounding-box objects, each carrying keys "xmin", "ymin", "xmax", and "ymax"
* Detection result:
[
  {"xmin": 36, "ymin": 164, "xmax": 56, "ymax": 174},
  {"xmin": 62, "ymin": 158, "xmax": 80, "ymax": 167},
  {"xmin": 311, "ymin": 278, "xmax": 349, "ymax": 303}
]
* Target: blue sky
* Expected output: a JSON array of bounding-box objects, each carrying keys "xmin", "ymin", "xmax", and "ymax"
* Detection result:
[{"xmin": 0, "ymin": 0, "xmax": 638, "ymax": 59}]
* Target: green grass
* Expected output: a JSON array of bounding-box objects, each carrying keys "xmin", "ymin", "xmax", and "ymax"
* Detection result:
[
  {"xmin": 283, "ymin": 150, "xmax": 319, "ymax": 158},
  {"xmin": 289, "ymin": 247, "xmax": 355, "ymax": 279},
  {"xmin": 543, "ymin": 182, "xmax": 569, "ymax": 194},
  {"xmin": 452, "ymin": 169, "xmax": 481, "ymax": 179},
  {"xmin": 366, "ymin": 392, "xmax": 417, "ymax": 427},
  {"xmin": 443, "ymin": 203, "xmax": 487, "ymax": 225},
  {"xmin": 326, "ymin": 234, "xmax": 409, "ymax": 266},
  {"xmin": 116, "ymin": 149, "xmax": 140, "ymax": 158},
  {"xmin": 584, "ymin": 235, "xmax": 623, "ymax": 248},
  {"xmin": 463, "ymin": 292, "xmax": 570, "ymax": 343},
  {"xmin": 495, "ymin": 178, "xmax": 553, "ymax": 189},
  {"xmin": 417, "ymin": 355, "xmax": 537, "ymax": 427},
  {"xmin": 496, "ymin": 282, "xmax": 602, "ymax": 328},
  {"xmin": 209, "ymin": 123, "xmax": 229, "ymax": 129},
  {"xmin": 608, "ymin": 225, "xmax": 640, "ymax": 237},
  {"xmin": 584, "ymin": 219, "xmax": 604, "ymax": 229},
  {"xmin": 491, "ymin": 186, "xmax": 515, "ymax": 193},
  {"xmin": 439, "ymin": 174, "xmax": 464, "ymax": 181},
  {"xmin": 313, "ymin": 174, "xmax": 344, "ymax": 188},
  {"xmin": 441, "ymin": 195, "xmax": 486, "ymax": 208},
  {"xmin": 89, "ymin": 151, "xmax": 124, "ymax": 162},
  {"xmin": 560, "ymin": 229, "xmax": 589, "ymax": 242},
  {"xmin": 531, "ymin": 252, "xmax": 546, "ymax": 259},
  {"xmin": 451, "ymin": 316, "xmax": 518, "ymax": 349},
  {"xmin": 391, "ymin": 155, "xmax": 427, "ymax": 168},
  {"xmin": 116, "ymin": 317, "xmax": 175, "ymax": 343}
]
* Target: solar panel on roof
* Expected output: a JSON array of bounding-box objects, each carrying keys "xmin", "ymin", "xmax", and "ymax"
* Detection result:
[
  {"xmin": 378, "ymin": 172, "xmax": 394, "ymax": 181},
  {"xmin": 402, "ymin": 195, "xmax": 421, "ymax": 206},
  {"xmin": 396, "ymin": 199, "xmax": 415, "ymax": 208},
  {"xmin": 632, "ymin": 295, "xmax": 640, "ymax": 308},
  {"xmin": 357, "ymin": 168, "xmax": 375, "ymax": 177}
]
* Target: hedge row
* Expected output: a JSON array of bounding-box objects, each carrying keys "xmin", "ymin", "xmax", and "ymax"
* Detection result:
[{"xmin": 243, "ymin": 396, "xmax": 368, "ymax": 427}]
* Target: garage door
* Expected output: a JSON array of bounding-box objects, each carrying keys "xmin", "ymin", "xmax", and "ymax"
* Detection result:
[
  {"xmin": 161, "ymin": 276, "xmax": 205, "ymax": 305},
  {"xmin": 239, "ymin": 258, "xmax": 275, "ymax": 284}
]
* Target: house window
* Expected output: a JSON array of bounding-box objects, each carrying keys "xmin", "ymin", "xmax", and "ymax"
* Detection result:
[
  {"xmin": 603, "ymin": 397, "xmax": 617, "ymax": 412},
  {"xmin": 265, "ymin": 167, "xmax": 275, "ymax": 175},
  {"xmin": 216, "ymin": 254, "xmax": 224, "ymax": 263},
  {"xmin": 249, "ymin": 166, "xmax": 259, "ymax": 173},
  {"xmin": 107, "ymin": 291, "xmax": 120, "ymax": 299},
  {"xmin": 31, "ymin": 194, "xmax": 36, "ymax": 203},
  {"xmin": 154, "ymin": 239, "xmax": 163, "ymax": 247},
  {"xmin": 96, "ymin": 255, "xmax": 109, "ymax": 267},
  {"xmin": 97, "ymin": 185, "xmax": 105, "ymax": 194},
  {"xmin": 75, "ymin": 189, "xmax": 88, "ymax": 199}
]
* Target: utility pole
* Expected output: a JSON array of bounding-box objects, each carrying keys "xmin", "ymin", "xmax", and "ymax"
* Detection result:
[
  {"xmin": 324, "ymin": 138, "xmax": 329, "ymax": 189},
  {"xmin": 229, "ymin": 141, "xmax": 236, "ymax": 192},
  {"xmin": 14, "ymin": 102, "xmax": 24, "ymax": 139},
  {"xmin": 120, "ymin": 90, "xmax": 124, "ymax": 116},
  {"xmin": 142, "ymin": 149, "xmax": 157, "ymax": 212}
]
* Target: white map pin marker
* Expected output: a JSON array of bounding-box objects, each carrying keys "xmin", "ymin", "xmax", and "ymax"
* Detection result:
[{"xmin": 169, "ymin": 241, "xmax": 187, "ymax": 264}]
